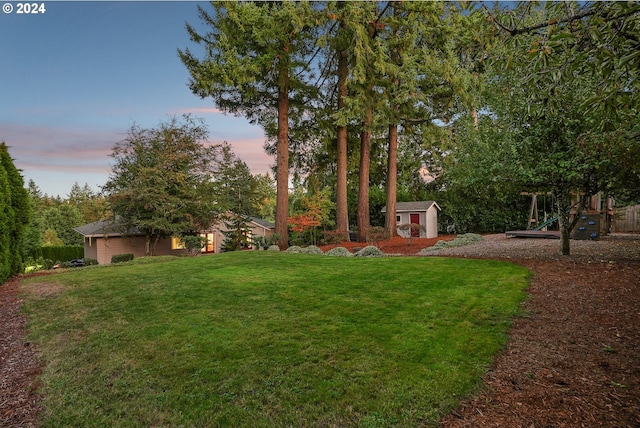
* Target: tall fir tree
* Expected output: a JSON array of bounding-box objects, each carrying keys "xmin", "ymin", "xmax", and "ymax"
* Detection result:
[
  {"xmin": 0, "ymin": 143, "xmax": 30, "ymax": 282},
  {"xmin": 180, "ymin": 1, "xmax": 318, "ymax": 249}
]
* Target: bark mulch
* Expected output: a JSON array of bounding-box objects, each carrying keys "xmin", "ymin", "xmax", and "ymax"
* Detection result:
[
  {"xmin": 2, "ymin": 236, "xmax": 639, "ymax": 427},
  {"xmin": 1, "ymin": 276, "xmax": 42, "ymax": 428},
  {"xmin": 440, "ymin": 259, "xmax": 640, "ymax": 428}
]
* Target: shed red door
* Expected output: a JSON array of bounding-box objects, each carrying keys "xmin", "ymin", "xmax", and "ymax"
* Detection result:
[{"xmin": 410, "ymin": 213, "xmax": 420, "ymax": 237}]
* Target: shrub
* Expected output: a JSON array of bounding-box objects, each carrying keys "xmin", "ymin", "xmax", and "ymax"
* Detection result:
[
  {"xmin": 365, "ymin": 226, "xmax": 387, "ymax": 247},
  {"xmin": 84, "ymin": 258, "xmax": 99, "ymax": 266},
  {"xmin": 300, "ymin": 245, "xmax": 323, "ymax": 255},
  {"xmin": 253, "ymin": 233, "xmax": 281, "ymax": 250},
  {"xmin": 420, "ymin": 233, "xmax": 483, "ymax": 253},
  {"xmin": 354, "ymin": 246, "xmax": 385, "ymax": 258},
  {"xmin": 323, "ymin": 230, "xmax": 348, "ymax": 245},
  {"xmin": 181, "ymin": 235, "xmax": 208, "ymax": 256},
  {"xmin": 325, "ymin": 247, "xmax": 353, "ymax": 257},
  {"xmin": 397, "ymin": 223, "xmax": 426, "ymax": 244},
  {"xmin": 111, "ymin": 254, "xmax": 134, "ymax": 263}
]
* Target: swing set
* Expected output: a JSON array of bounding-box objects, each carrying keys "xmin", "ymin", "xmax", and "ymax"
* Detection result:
[
  {"xmin": 525, "ymin": 193, "xmax": 556, "ymax": 231},
  {"xmin": 506, "ymin": 191, "xmax": 612, "ymax": 239}
]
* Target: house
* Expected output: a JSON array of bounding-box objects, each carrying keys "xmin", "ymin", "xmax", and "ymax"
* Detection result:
[
  {"xmin": 381, "ymin": 201, "xmax": 441, "ymax": 239},
  {"xmin": 74, "ymin": 216, "xmax": 276, "ymax": 265}
]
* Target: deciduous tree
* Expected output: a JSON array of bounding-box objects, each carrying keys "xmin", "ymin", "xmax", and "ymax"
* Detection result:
[
  {"xmin": 479, "ymin": 1, "xmax": 640, "ymax": 255},
  {"xmin": 102, "ymin": 115, "xmax": 223, "ymax": 256}
]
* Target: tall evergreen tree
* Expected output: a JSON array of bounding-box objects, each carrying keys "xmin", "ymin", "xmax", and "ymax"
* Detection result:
[
  {"xmin": 215, "ymin": 143, "xmax": 261, "ymax": 218},
  {"xmin": 324, "ymin": 1, "xmax": 382, "ymax": 242},
  {"xmin": 42, "ymin": 204, "xmax": 84, "ymax": 246},
  {"xmin": 180, "ymin": 1, "xmax": 318, "ymax": 249},
  {"xmin": 68, "ymin": 182, "xmax": 108, "ymax": 223},
  {"xmin": 372, "ymin": 2, "xmax": 463, "ymax": 237},
  {"xmin": 0, "ymin": 149, "xmax": 10, "ymax": 282},
  {"xmin": 0, "ymin": 143, "xmax": 30, "ymax": 282}
]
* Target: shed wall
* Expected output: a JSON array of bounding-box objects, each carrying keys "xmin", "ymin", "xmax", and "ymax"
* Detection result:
[
  {"xmin": 395, "ymin": 209, "xmax": 440, "ymax": 239},
  {"xmin": 426, "ymin": 206, "xmax": 438, "ymax": 238}
]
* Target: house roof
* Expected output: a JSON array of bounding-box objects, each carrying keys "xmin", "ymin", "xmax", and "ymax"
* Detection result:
[
  {"xmin": 75, "ymin": 216, "xmax": 276, "ymax": 237},
  {"xmin": 74, "ymin": 218, "xmax": 142, "ymax": 237},
  {"xmin": 249, "ymin": 217, "xmax": 275, "ymax": 229},
  {"xmin": 381, "ymin": 201, "xmax": 441, "ymax": 213}
]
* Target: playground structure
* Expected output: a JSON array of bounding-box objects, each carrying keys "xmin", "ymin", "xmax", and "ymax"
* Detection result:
[{"xmin": 506, "ymin": 192, "xmax": 614, "ymax": 240}]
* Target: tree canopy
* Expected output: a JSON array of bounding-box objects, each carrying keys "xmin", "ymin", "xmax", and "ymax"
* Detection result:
[
  {"xmin": 478, "ymin": 1, "xmax": 640, "ymax": 254},
  {"xmin": 103, "ymin": 115, "xmax": 227, "ymax": 255},
  {"xmin": 178, "ymin": 1, "xmax": 639, "ymax": 249},
  {"xmin": 102, "ymin": 115, "xmax": 269, "ymax": 255}
]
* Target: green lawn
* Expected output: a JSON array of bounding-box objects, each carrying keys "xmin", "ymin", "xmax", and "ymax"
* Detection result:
[{"xmin": 21, "ymin": 252, "xmax": 529, "ymax": 428}]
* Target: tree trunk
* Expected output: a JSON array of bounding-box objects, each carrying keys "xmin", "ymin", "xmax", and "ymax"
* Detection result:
[
  {"xmin": 335, "ymin": 43, "xmax": 349, "ymax": 241},
  {"xmin": 357, "ymin": 107, "xmax": 372, "ymax": 243},
  {"xmin": 275, "ymin": 53, "xmax": 290, "ymax": 250},
  {"xmin": 145, "ymin": 234, "xmax": 160, "ymax": 257},
  {"xmin": 556, "ymin": 189, "xmax": 571, "ymax": 256},
  {"xmin": 385, "ymin": 123, "xmax": 398, "ymax": 238}
]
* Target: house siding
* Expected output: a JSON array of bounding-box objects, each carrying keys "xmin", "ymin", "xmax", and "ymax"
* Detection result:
[
  {"xmin": 85, "ymin": 236, "xmax": 189, "ymax": 265},
  {"xmin": 81, "ymin": 223, "xmax": 274, "ymax": 264},
  {"xmin": 83, "ymin": 240, "xmax": 98, "ymax": 261},
  {"xmin": 89, "ymin": 235, "xmax": 146, "ymax": 265},
  {"xmin": 77, "ymin": 216, "xmax": 276, "ymax": 264}
]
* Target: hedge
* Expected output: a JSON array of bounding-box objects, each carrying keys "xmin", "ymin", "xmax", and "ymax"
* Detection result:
[
  {"xmin": 112, "ymin": 254, "xmax": 134, "ymax": 263},
  {"xmin": 31, "ymin": 246, "xmax": 84, "ymax": 263}
]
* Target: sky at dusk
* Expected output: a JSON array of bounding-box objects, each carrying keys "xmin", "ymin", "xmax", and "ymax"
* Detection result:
[{"xmin": 1, "ymin": 1, "xmax": 271, "ymax": 197}]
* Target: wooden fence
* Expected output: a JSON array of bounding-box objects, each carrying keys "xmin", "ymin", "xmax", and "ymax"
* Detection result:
[{"xmin": 613, "ymin": 204, "xmax": 640, "ymax": 233}]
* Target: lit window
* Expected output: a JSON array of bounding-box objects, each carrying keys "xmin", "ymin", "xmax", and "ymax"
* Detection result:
[{"xmin": 171, "ymin": 237, "xmax": 186, "ymax": 250}]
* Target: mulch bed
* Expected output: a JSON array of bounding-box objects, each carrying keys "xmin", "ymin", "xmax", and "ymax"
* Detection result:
[
  {"xmin": 319, "ymin": 234, "xmax": 457, "ymax": 254},
  {"xmin": 440, "ymin": 259, "xmax": 640, "ymax": 428},
  {"xmin": 1, "ymin": 276, "xmax": 43, "ymax": 428},
  {"xmin": 2, "ymin": 237, "xmax": 639, "ymax": 427}
]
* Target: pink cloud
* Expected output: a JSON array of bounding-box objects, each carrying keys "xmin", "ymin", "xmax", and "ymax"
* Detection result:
[
  {"xmin": 1, "ymin": 121, "xmax": 275, "ymax": 196},
  {"xmin": 226, "ymin": 137, "xmax": 274, "ymax": 175},
  {"xmin": 1, "ymin": 123, "xmax": 117, "ymax": 193},
  {"xmin": 171, "ymin": 106, "xmax": 223, "ymax": 115}
]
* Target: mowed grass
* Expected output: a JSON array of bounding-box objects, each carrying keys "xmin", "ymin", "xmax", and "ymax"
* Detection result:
[{"xmin": 21, "ymin": 252, "xmax": 529, "ymax": 428}]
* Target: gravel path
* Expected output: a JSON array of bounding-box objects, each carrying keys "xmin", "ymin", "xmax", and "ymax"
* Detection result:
[{"xmin": 422, "ymin": 233, "xmax": 640, "ymax": 264}]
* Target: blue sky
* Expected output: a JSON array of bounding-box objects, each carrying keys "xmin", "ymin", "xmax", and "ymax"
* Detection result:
[{"xmin": 1, "ymin": 1, "xmax": 270, "ymax": 197}]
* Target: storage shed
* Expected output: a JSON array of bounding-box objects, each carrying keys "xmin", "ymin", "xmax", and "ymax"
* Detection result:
[{"xmin": 382, "ymin": 201, "xmax": 441, "ymax": 239}]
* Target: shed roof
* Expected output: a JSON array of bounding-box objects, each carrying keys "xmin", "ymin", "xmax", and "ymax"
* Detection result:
[{"xmin": 381, "ymin": 201, "xmax": 440, "ymax": 213}]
